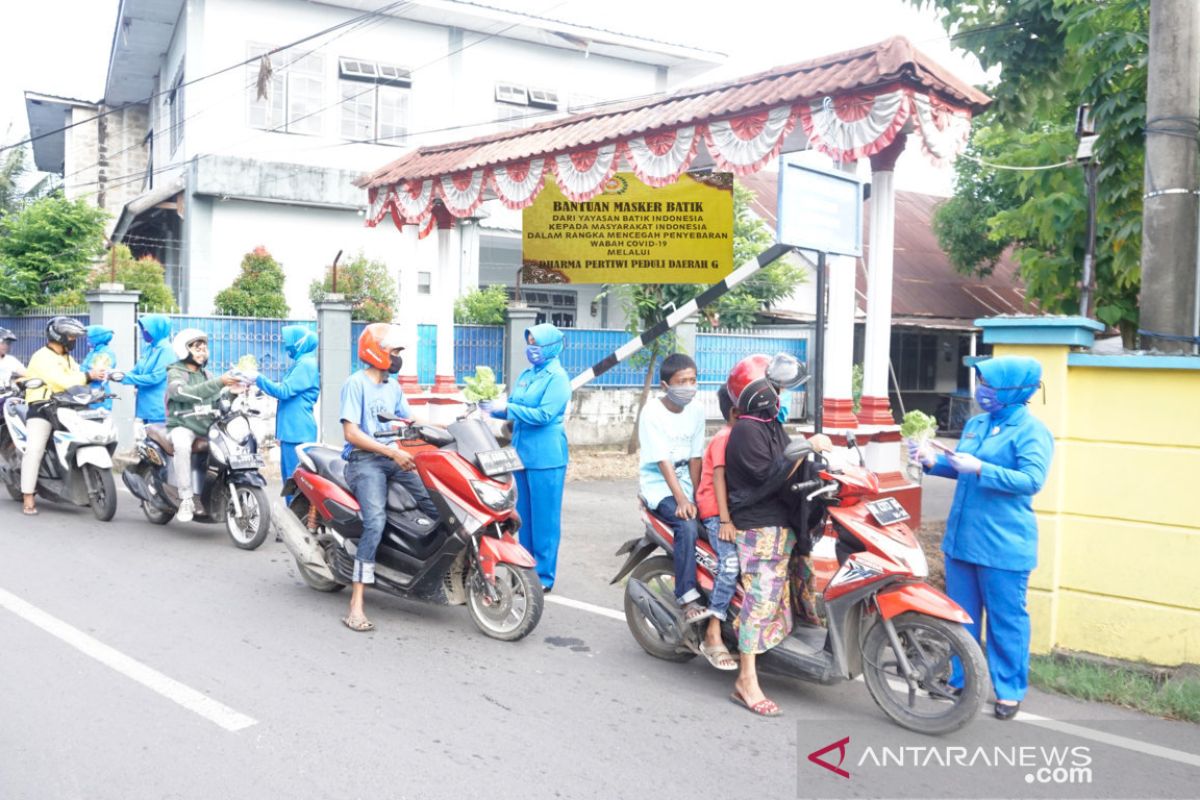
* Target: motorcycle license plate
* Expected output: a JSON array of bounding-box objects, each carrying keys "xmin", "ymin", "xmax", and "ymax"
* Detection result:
[
  {"xmin": 865, "ymin": 497, "xmax": 910, "ymax": 526},
  {"xmin": 477, "ymin": 447, "xmax": 523, "ymax": 476},
  {"xmin": 231, "ymin": 453, "xmax": 263, "ymax": 469}
]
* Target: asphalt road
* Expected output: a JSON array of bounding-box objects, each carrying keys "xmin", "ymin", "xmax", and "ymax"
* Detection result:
[{"xmin": 1, "ymin": 478, "xmax": 1197, "ymax": 800}]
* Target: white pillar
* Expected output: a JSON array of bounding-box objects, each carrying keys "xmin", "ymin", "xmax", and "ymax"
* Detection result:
[
  {"xmin": 822, "ymin": 252, "xmax": 858, "ymax": 430},
  {"xmin": 433, "ymin": 221, "xmax": 459, "ymax": 393},
  {"xmin": 458, "ymin": 217, "xmax": 481, "ymax": 293},
  {"xmin": 860, "ymin": 134, "xmax": 906, "ymax": 426}
]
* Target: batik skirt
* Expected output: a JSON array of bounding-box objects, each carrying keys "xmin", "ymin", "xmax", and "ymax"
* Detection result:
[{"xmin": 734, "ymin": 525, "xmax": 795, "ymax": 654}]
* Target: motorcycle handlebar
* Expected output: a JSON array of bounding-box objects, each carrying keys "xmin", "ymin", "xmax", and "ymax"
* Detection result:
[{"xmin": 790, "ymin": 479, "xmax": 823, "ymax": 494}]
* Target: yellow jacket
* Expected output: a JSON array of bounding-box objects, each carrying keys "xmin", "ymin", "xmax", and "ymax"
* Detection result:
[{"xmin": 25, "ymin": 346, "xmax": 87, "ymax": 403}]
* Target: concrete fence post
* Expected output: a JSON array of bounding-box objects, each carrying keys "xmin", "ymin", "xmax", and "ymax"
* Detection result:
[
  {"xmin": 86, "ymin": 283, "xmax": 141, "ymax": 450},
  {"xmin": 504, "ymin": 304, "xmax": 539, "ymax": 390},
  {"xmin": 317, "ymin": 295, "xmax": 353, "ymax": 447}
]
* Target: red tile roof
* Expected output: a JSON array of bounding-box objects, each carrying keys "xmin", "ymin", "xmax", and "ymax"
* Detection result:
[{"xmin": 359, "ymin": 36, "xmax": 990, "ymax": 189}]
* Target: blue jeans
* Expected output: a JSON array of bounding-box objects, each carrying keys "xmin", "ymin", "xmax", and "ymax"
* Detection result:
[
  {"xmin": 654, "ymin": 495, "xmax": 700, "ymax": 604},
  {"xmin": 345, "ymin": 452, "xmax": 438, "ymax": 583},
  {"xmin": 701, "ymin": 516, "xmax": 740, "ymax": 620}
]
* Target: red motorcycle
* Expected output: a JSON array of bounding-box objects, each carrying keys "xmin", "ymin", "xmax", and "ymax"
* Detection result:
[
  {"xmin": 276, "ymin": 411, "xmax": 543, "ymax": 641},
  {"xmin": 613, "ymin": 434, "xmax": 987, "ymax": 734}
]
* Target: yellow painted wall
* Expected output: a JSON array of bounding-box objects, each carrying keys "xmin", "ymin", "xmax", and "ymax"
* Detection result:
[{"xmin": 992, "ymin": 342, "xmax": 1200, "ymax": 666}]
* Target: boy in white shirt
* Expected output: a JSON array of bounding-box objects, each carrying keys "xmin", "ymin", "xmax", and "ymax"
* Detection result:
[
  {"xmin": 0, "ymin": 328, "xmax": 25, "ymax": 387},
  {"xmin": 637, "ymin": 353, "xmax": 707, "ymax": 623}
]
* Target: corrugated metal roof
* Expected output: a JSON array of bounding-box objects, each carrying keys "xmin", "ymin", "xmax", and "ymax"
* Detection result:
[
  {"xmin": 359, "ymin": 36, "xmax": 990, "ymax": 188},
  {"xmin": 738, "ymin": 171, "xmax": 1033, "ymax": 322}
]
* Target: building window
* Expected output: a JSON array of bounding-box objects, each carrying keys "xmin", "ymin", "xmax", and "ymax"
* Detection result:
[
  {"xmin": 338, "ymin": 57, "xmax": 411, "ymax": 143},
  {"xmin": 891, "ymin": 332, "xmax": 939, "ymax": 392},
  {"xmin": 417, "ymin": 271, "xmax": 432, "ymax": 294},
  {"xmin": 168, "ymin": 70, "xmax": 184, "ymax": 154},
  {"xmin": 246, "ymin": 45, "xmax": 324, "ymax": 134},
  {"xmin": 494, "ymin": 82, "xmax": 557, "ymax": 130},
  {"xmin": 503, "ymin": 287, "xmax": 575, "ymax": 328}
]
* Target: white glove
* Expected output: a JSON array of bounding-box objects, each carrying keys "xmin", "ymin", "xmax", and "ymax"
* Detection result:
[
  {"xmin": 948, "ymin": 452, "xmax": 984, "ymax": 475},
  {"xmin": 905, "ymin": 438, "xmax": 935, "ymax": 468}
]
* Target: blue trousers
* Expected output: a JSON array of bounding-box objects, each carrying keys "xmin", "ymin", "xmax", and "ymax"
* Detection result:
[
  {"xmin": 345, "ymin": 452, "xmax": 438, "ymax": 583},
  {"xmin": 946, "ymin": 556, "xmax": 1031, "ymax": 702},
  {"xmin": 280, "ymin": 441, "xmax": 301, "ymax": 484},
  {"xmin": 654, "ymin": 495, "xmax": 700, "ymax": 605},
  {"xmin": 515, "ymin": 467, "xmax": 566, "ymax": 589}
]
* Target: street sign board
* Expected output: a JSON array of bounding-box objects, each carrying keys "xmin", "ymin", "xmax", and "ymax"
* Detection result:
[{"xmin": 776, "ymin": 158, "xmax": 864, "ymax": 257}]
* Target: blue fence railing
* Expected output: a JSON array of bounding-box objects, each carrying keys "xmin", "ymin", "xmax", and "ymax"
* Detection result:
[
  {"xmin": 167, "ymin": 315, "xmax": 316, "ymax": 383},
  {"xmin": 455, "ymin": 325, "xmax": 504, "ymax": 384},
  {"xmin": 0, "ymin": 312, "xmax": 92, "ymax": 364},
  {"xmin": 696, "ymin": 332, "xmax": 810, "ymax": 387},
  {"xmin": 557, "ymin": 328, "xmax": 662, "ymax": 387}
]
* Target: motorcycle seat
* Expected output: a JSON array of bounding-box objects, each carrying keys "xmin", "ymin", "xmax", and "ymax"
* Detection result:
[
  {"xmin": 387, "ymin": 483, "xmax": 418, "ymax": 512},
  {"xmin": 305, "ymin": 446, "xmax": 351, "ymax": 492},
  {"xmin": 145, "ymin": 424, "xmax": 209, "ymax": 457}
]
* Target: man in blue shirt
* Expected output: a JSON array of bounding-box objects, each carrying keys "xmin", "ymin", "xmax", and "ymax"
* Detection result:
[
  {"xmin": 339, "ymin": 323, "xmax": 437, "ymax": 633},
  {"xmin": 256, "ymin": 325, "xmax": 319, "ymax": 487},
  {"xmin": 117, "ymin": 315, "xmax": 174, "ymax": 429}
]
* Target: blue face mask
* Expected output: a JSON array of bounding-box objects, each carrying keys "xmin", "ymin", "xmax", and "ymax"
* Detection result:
[
  {"xmin": 975, "ymin": 384, "xmax": 1003, "ymax": 414},
  {"xmin": 140, "ymin": 326, "xmax": 153, "ymax": 344},
  {"xmin": 286, "ymin": 345, "xmax": 298, "ymax": 359},
  {"xmin": 776, "ymin": 403, "xmax": 790, "ymax": 424},
  {"xmin": 526, "ymin": 345, "xmax": 544, "ymax": 366}
]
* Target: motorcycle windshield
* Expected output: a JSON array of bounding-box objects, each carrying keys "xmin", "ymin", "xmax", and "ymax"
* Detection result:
[{"xmin": 446, "ymin": 418, "xmax": 501, "ymax": 470}]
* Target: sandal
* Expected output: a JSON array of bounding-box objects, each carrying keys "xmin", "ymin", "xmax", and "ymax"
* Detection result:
[
  {"xmin": 342, "ymin": 615, "xmax": 374, "ymax": 633},
  {"xmin": 730, "ymin": 689, "xmax": 782, "ymax": 717},
  {"xmin": 700, "ymin": 642, "xmax": 738, "ymax": 671},
  {"xmin": 22, "ymin": 506, "xmax": 37, "ymax": 516},
  {"xmin": 683, "ymin": 604, "xmax": 716, "ymax": 625}
]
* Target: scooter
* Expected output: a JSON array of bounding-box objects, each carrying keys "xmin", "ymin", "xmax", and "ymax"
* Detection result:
[
  {"xmin": 121, "ymin": 386, "xmax": 272, "ymax": 550},
  {"xmin": 612, "ymin": 434, "xmax": 988, "ymax": 735},
  {"xmin": 276, "ymin": 408, "xmax": 544, "ymax": 641},
  {"xmin": 0, "ymin": 377, "xmax": 122, "ymax": 521}
]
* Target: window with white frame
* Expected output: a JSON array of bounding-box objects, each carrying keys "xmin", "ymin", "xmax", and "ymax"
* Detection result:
[
  {"xmin": 494, "ymin": 82, "xmax": 557, "ymax": 130},
  {"xmin": 246, "ymin": 44, "xmax": 325, "ymax": 135},
  {"xmin": 338, "ymin": 57, "xmax": 411, "ymax": 143},
  {"xmin": 168, "ymin": 70, "xmax": 185, "ymax": 154}
]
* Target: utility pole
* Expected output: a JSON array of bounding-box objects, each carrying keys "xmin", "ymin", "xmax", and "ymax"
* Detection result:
[{"xmin": 1138, "ymin": 0, "xmax": 1200, "ymax": 353}]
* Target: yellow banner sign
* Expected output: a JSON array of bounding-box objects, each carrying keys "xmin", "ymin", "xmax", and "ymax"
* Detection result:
[{"xmin": 521, "ymin": 172, "xmax": 734, "ymax": 284}]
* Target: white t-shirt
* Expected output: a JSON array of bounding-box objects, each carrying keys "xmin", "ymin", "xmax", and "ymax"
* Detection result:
[
  {"xmin": 637, "ymin": 395, "xmax": 706, "ymax": 508},
  {"xmin": 0, "ymin": 354, "xmax": 24, "ymax": 387}
]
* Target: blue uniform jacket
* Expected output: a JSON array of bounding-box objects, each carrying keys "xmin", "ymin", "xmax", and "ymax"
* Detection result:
[
  {"xmin": 500, "ymin": 323, "xmax": 570, "ymax": 470},
  {"xmin": 256, "ymin": 325, "xmax": 319, "ymax": 443},
  {"xmin": 929, "ymin": 357, "xmax": 1055, "ymax": 572},
  {"xmin": 82, "ymin": 325, "xmax": 117, "ymax": 410},
  {"xmin": 121, "ymin": 315, "xmax": 174, "ymax": 423}
]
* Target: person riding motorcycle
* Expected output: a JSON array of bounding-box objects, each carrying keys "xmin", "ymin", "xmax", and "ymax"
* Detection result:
[
  {"xmin": 165, "ymin": 329, "xmax": 238, "ymax": 522},
  {"xmin": 20, "ymin": 317, "xmax": 105, "ymax": 515},
  {"xmin": 0, "ymin": 327, "xmax": 25, "ymax": 387}
]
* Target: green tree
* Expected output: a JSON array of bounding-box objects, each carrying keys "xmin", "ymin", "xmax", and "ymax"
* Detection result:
[
  {"xmin": 454, "ymin": 285, "xmax": 509, "ymax": 325},
  {"xmin": 215, "ymin": 246, "xmax": 290, "ymax": 317},
  {"xmin": 51, "ymin": 244, "xmax": 178, "ymax": 312},
  {"xmin": 308, "ymin": 251, "xmax": 397, "ymax": 322},
  {"xmin": 910, "ymin": 0, "xmax": 1148, "ymax": 338},
  {"xmin": 0, "ymin": 194, "xmax": 108, "ymax": 310}
]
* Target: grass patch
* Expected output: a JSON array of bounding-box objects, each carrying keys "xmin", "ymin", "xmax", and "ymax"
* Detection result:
[{"xmin": 1030, "ymin": 653, "xmax": 1200, "ymax": 723}]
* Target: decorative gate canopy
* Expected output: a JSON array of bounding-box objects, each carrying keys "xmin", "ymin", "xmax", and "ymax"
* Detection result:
[{"xmin": 358, "ymin": 36, "xmax": 990, "ymax": 230}]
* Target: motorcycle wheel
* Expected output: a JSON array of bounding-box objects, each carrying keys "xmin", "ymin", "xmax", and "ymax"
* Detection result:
[
  {"xmin": 142, "ymin": 502, "xmax": 172, "ymax": 525},
  {"xmin": 3, "ymin": 444, "xmax": 22, "ymax": 500},
  {"xmin": 5, "ymin": 480, "xmax": 20, "ymax": 502},
  {"xmin": 86, "ymin": 466, "xmax": 117, "ymax": 522},
  {"xmin": 225, "ymin": 485, "xmax": 271, "ymax": 550},
  {"xmin": 297, "ymin": 561, "xmax": 345, "ymax": 593},
  {"xmin": 623, "ymin": 555, "xmax": 696, "ymax": 663},
  {"xmin": 861, "ymin": 611, "xmax": 987, "ymax": 735},
  {"xmin": 466, "ymin": 562, "xmax": 543, "ymax": 641}
]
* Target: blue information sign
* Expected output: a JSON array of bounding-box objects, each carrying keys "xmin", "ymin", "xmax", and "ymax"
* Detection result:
[{"xmin": 776, "ymin": 158, "xmax": 864, "ymax": 257}]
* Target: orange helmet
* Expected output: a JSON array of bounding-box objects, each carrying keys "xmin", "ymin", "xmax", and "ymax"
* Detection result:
[{"xmin": 358, "ymin": 323, "xmax": 405, "ymax": 372}]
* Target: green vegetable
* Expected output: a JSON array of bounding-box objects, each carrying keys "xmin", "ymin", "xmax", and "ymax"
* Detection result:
[
  {"xmin": 462, "ymin": 366, "xmax": 504, "ymax": 403},
  {"xmin": 900, "ymin": 410, "xmax": 938, "ymax": 441}
]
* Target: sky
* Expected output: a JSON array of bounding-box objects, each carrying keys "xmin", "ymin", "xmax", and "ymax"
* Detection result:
[{"xmin": 0, "ymin": 0, "xmax": 992, "ymax": 194}]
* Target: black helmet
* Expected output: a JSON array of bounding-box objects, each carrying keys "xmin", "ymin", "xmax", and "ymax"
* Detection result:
[
  {"xmin": 47, "ymin": 316, "xmax": 87, "ymax": 352},
  {"xmin": 0, "ymin": 327, "xmax": 15, "ymax": 344}
]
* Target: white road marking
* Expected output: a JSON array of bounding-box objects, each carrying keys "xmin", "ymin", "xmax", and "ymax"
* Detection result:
[
  {"xmin": 1017, "ymin": 712, "xmax": 1200, "ymax": 768},
  {"xmin": 546, "ymin": 594, "xmax": 625, "ymax": 621},
  {"xmin": 0, "ymin": 586, "xmax": 257, "ymax": 733}
]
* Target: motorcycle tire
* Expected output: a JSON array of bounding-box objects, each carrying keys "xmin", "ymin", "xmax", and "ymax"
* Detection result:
[
  {"xmin": 861, "ymin": 611, "xmax": 987, "ymax": 735},
  {"xmin": 142, "ymin": 502, "xmax": 172, "ymax": 525},
  {"xmin": 623, "ymin": 555, "xmax": 696, "ymax": 663},
  {"xmin": 5, "ymin": 480, "xmax": 20, "ymax": 502},
  {"xmin": 466, "ymin": 562, "xmax": 543, "ymax": 642},
  {"xmin": 86, "ymin": 466, "xmax": 117, "ymax": 522},
  {"xmin": 225, "ymin": 485, "xmax": 271, "ymax": 550},
  {"xmin": 296, "ymin": 561, "xmax": 345, "ymax": 593}
]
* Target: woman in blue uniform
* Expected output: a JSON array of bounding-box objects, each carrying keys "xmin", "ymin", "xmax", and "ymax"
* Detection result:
[
  {"xmin": 482, "ymin": 323, "xmax": 571, "ymax": 592},
  {"xmin": 909, "ymin": 355, "xmax": 1054, "ymax": 719},
  {"xmin": 256, "ymin": 325, "xmax": 320, "ymax": 485},
  {"xmin": 82, "ymin": 324, "xmax": 117, "ymax": 410}
]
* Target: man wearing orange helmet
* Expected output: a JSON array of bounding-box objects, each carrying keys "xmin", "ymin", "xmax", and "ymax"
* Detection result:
[{"xmin": 339, "ymin": 322, "xmax": 438, "ymax": 632}]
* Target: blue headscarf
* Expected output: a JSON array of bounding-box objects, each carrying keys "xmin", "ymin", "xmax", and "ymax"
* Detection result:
[
  {"xmin": 975, "ymin": 356, "xmax": 1042, "ymax": 422},
  {"xmin": 282, "ymin": 325, "xmax": 318, "ymax": 360},
  {"xmin": 525, "ymin": 323, "xmax": 564, "ymax": 368}
]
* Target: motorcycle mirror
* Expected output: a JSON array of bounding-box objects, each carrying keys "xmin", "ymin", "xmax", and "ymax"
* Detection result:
[
  {"xmin": 23, "ymin": 378, "xmax": 44, "ymax": 390},
  {"xmin": 376, "ymin": 412, "xmax": 401, "ymax": 423},
  {"xmin": 846, "ymin": 432, "xmax": 866, "ymax": 466}
]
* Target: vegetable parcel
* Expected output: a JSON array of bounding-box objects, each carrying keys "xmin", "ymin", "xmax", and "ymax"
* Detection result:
[
  {"xmin": 900, "ymin": 410, "xmax": 938, "ymax": 441},
  {"xmin": 462, "ymin": 366, "xmax": 504, "ymax": 403}
]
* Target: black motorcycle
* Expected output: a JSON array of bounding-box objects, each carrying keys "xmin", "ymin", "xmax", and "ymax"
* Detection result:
[{"xmin": 122, "ymin": 388, "xmax": 271, "ymax": 549}]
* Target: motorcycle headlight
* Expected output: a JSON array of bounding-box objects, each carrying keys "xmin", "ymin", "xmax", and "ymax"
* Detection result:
[
  {"xmin": 471, "ymin": 480, "xmax": 515, "ymax": 512},
  {"xmin": 905, "ymin": 546, "xmax": 929, "ymax": 578},
  {"xmin": 224, "ymin": 415, "xmax": 251, "ymax": 443}
]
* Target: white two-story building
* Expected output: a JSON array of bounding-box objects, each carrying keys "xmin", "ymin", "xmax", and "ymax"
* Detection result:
[{"xmin": 26, "ymin": 0, "xmax": 722, "ymax": 322}]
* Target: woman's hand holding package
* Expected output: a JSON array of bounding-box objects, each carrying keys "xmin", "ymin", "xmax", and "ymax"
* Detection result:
[
  {"xmin": 905, "ymin": 438, "xmax": 936, "ymax": 468},
  {"xmin": 948, "ymin": 451, "xmax": 983, "ymax": 475}
]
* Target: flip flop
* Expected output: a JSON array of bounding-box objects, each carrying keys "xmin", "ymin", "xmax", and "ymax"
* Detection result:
[
  {"xmin": 700, "ymin": 642, "xmax": 738, "ymax": 671},
  {"xmin": 730, "ymin": 690, "xmax": 782, "ymax": 717},
  {"xmin": 342, "ymin": 615, "xmax": 374, "ymax": 633},
  {"xmin": 22, "ymin": 507, "xmax": 38, "ymax": 516},
  {"xmin": 683, "ymin": 604, "xmax": 716, "ymax": 625}
]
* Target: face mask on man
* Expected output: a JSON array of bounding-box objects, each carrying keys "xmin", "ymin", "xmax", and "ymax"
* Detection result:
[
  {"xmin": 665, "ymin": 385, "xmax": 697, "ymax": 407},
  {"xmin": 388, "ymin": 354, "xmax": 403, "ymax": 375}
]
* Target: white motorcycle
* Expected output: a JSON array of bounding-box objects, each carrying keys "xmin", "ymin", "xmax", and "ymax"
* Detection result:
[{"xmin": 0, "ymin": 376, "xmax": 123, "ymax": 521}]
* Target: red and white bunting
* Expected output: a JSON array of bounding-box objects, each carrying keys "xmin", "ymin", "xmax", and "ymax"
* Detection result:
[
  {"xmin": 911, "ymin": 93, "xmax": 972, "ymax": 166},
  {"xmin": 438, "ymin": 170, "xmax": 487, "ymax": 217},
  {"xmin": 395, "ymin": 179, "xmax": 435, "ymax": 222},
  {"xmin": 702, "ymin": 105, "xmax": 798, "ymax": 175},
  {"xmin": 365, "ymin": 186, "xmax": 393, "ymax": 227},
  {"xmin": 550, "ymin": 143, "xmax": 620, "ymax": 203},
  {"xmin": 799, "ymin": 89, "xmax": 909, "ymax": 163},
  {"xmin": 491, "ymin": 158, "xmax": 548, "ymax": 209},
  {"xmin": 623, "ymin": 127, "xmax": 699, "ymax": 187}
]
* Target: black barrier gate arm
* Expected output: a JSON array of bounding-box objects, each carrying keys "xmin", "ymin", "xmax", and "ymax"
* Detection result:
[{"xmin": 569, "ymin": 243, "xmax": 794, "ymax": 390}]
